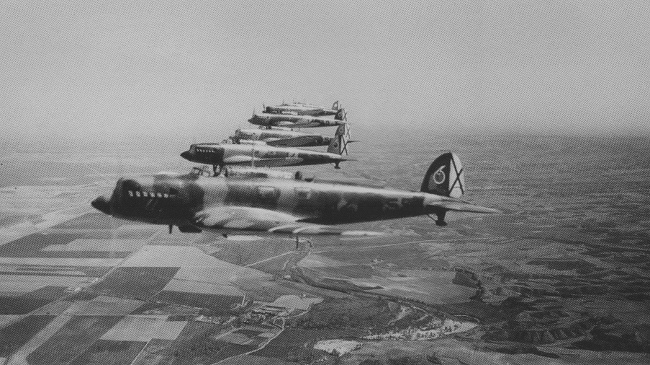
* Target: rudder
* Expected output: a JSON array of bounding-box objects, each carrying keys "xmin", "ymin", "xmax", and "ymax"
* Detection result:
[
  {"xmin": 420, "ymin": 152, "xmax": 465, "ymax": 198},
  {"xmin": 327, "ymin": 123, "xmax": 351, "ymax": 155},
  {"xmin": 335, "ymin": 108, "xmax": 347, "ymax": 121}
]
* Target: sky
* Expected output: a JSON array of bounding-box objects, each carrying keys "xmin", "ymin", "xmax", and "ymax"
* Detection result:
[{"xmin": 1, "ymin": 0, "xmax": 649, "ymax": 143}]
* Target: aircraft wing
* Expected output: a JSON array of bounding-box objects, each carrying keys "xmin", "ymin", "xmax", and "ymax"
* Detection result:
[
  {"xmin": 192, "ymin": 206, "xmax": 384, "ymax": 236},
  {"xmin": 427, "ymin": 198, "xmax": 500, "ymax": 214},
  {"xmin": 266, "ymin": 135, "xmax": 324, "ymax": 147},
  {"xmin": 222, "ymin": 155, "xmax": 257, "ymax": 164},
  {"xmin": 222, "ymin": 155, "xmax": 294, "ymax": 164},
  {"xmin": 222, "ymin": 155, "xmax": 306, "ymax": 167},
  {"xmin": 272, "ymin": 121, "xmax": 301, "ymax": 127}
]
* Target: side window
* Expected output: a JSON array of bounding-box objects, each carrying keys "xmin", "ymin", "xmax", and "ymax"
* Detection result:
[
  {"xmin": 135, "ymin": 191, "xmax": 141, "ymax": 197},
  {"xmin": 142, "ymin": 192, "xmax": 148, "ymax": 197},
  {"xmin": 128, "ymin": 191, "xmax": 133, "ymax": 197}
]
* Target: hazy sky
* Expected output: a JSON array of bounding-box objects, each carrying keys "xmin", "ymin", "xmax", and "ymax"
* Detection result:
[{"xmin": 1, "ymin": 1, "xmax": 649, "ymax": 141}]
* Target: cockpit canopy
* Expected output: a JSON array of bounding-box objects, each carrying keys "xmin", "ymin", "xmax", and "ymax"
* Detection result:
[{"xmin": 188, "ymin": 165, "xmax": 216, "ymax": 177}]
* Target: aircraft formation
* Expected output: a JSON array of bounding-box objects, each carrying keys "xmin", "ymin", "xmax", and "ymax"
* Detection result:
[
  {"xmin": 93, "ymin": 100, "xmax": 499, "ymax": 238},
  {"xmin": 181, "ymin": 100, "xmax": 351, "ymax": 174}
]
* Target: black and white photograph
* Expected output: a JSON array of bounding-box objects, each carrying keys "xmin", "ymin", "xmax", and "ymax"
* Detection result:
[{"xmin": 0, "ymin": 1, "xmax": 649, "ymax": 364}]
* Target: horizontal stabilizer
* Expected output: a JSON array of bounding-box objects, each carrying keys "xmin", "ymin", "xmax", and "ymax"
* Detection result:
[{"xmin": 427, "ymin": 200, "xmax": 500, "ymax": 214}]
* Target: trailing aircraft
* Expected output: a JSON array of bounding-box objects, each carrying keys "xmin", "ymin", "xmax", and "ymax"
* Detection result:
[
  {"xmin": 181, "ymin": 125, "xmax": 352, "ymax": 173},
  {"xmin": 264, "ymin": 100, "xmax": 340, "ymax": 116},
  {"xmin": 231, "ymin": 127, "xmax": 334, "ymax": 148},
  {"xmin": 91, "ymin": 152, "xmax": 499, "ymax": 237},
  {"xmin": 248, "ymin": 108, "xmax": 347, "ymax": 129}
]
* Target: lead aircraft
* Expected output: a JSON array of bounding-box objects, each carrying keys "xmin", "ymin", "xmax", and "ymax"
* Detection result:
[{"xmin": 91, "ymin": 153, "xmax": 499, "ymax": 237}]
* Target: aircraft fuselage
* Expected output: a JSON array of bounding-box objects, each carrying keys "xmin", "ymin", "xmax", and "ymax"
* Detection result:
[
  {"xmin": 92, "ymin": 173, "xmax": 438, "ymax": 229},
  {"xmin": 180, "ymin": 143, "xmax": 345, "ymax": 168},
  {"xmin": 248, "ymin": 113, "xmax": 345, "ymax": 129},
  {"xmin": 233, "ymin": 128, "xmax": 331, "ymax": 147},
  {"xmin": 265, "ymin": 105, "xmax": 337, "ymax": 116}
]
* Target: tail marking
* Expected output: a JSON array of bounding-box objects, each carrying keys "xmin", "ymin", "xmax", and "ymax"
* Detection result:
[
  {"xmin": 327, "ymin": 123, "xmax": 351, "ymax": 155},
  {"xmin": 421, "ymin": 152, "xmax": 465, "ymax": 198}
]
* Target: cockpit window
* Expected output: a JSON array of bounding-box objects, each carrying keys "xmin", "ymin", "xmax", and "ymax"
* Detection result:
[{"xmin": 189, "ymin": 165, "xmax": 215, "ymax": 177}]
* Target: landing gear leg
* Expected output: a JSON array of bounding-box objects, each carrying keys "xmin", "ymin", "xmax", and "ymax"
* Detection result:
[
  {"xmin": 168, "ymin": 225, "xmax": 173, "ymax": 234},
  {"xmin": 295, "ymin": 235, "xmax": 300, "ymax": 250},
  {"xmin": 334, "ymin": 161, "xmax": 341, "ymax": 170}
]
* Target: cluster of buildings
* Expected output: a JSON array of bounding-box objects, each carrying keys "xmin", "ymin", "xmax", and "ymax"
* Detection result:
[{"xmin": 363, "ymin": 318, "xmax": 476, "ymax": 341}]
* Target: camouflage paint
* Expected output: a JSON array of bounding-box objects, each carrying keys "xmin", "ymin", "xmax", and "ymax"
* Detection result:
[
  {"xmin": 181, "ymin": 143, "xmax": 346, "ymax": 168},
  {"xmin": 92, "ymin": 154, "xmax": 498, "ymax": 235},
  {"xmin": 247, "ymin": 112, "xmax": 346, "ymax": 129}
]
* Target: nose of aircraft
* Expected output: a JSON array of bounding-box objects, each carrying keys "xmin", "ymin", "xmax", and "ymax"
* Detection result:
[
  {"xmin": 91, "ymin": 195, "xmax": 111, "ymax": 215},
  {"xmin": 180, "ymin": 150, "xmax": 192, "ymax": 160}
]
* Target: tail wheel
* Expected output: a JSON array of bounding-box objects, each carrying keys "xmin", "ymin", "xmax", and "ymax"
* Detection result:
[{"xmin": 428, "ymin": 211, "xmax": 447, "ymax": 226}]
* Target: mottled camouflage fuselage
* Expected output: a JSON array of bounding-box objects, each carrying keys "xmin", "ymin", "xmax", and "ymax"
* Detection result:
[
  {"xmin": 265, "ymin": 105, "xmax": 337, "ymax": 116},
  {"xmin": 232, "ymin": 129, "xmax": 331, "ymax": 147},
  {"xmin": 93, "ymin": 153, "xmax": 500, "ymax": 235},
  {"xmin": 93, "ymin": 173, "xmax": 434, "ymax": 229},
  {"xmin": 180, "ymin": 143, "xmax": 345, "ymax": 168},
  {"xmin": 264, "ymin": 101, "xmax": 339, "ymax": 116},
  {"xmin": 248, "ymin": 113, "xmax": 345, "ymax": 128}
]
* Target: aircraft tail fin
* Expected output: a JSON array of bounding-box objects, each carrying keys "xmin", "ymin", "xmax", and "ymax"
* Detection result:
[
  {"xmin": 332, "ymin": 100, "xmax": 339, "ymax": 110},
  {"xmin": 335, "ymin": 108, "xmax": 347, "ymax": 121},
  {"xmin": 327, "ymin": 123, "xmax": 351, "ymax": 155},
  {"xmin": 420, "ymin": 152, "xmax": 465, "ymax": 198}
]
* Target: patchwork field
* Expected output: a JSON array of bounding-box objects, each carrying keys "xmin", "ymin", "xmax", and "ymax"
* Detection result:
[
  {"xmin": 1, "ymin": 137, "xmax": 649, "ymax": 364},
  {"xmin": 25, "ymin": 315, "xmax": 123, "ymax": 365},
  {"xmin": 99, "ymin": 315, "xmax": 187, "ymax": 341},
  {"xmin": 69, "ymin": 340, "xmax": 147, "ymax": 365}
]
